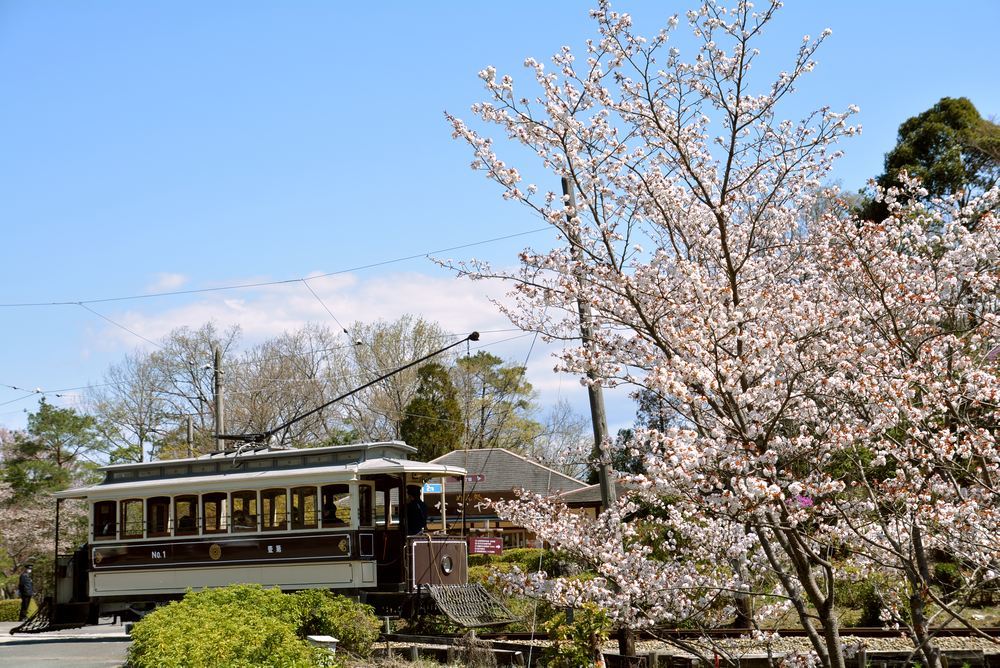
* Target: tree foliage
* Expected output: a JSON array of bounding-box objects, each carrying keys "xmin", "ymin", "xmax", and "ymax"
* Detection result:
[
  {"xmin": 453, "ymin": 351, "xmax": 540, "ymax": 450},
  {"xmin": 400, "ymin": 362, "xmax": 464, "ymax": 461},
  {"xmin": 861, "ymin": 96, "xmax": 1000, "ymax": 220}
]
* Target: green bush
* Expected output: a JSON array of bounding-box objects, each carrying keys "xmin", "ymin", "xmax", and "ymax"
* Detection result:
[
  {"xmin": 495, "ymin": 548, "xmax": 563, "ymax": 576},
  {"xmin": 289, "ymin": 589, "xmax": 380, "ymax": 655},
  {"xmin": 835, "ymin": 574, "xmax": 903, "ymax": 627},
  {"xmin": 0, "ymin": 598, "xmax": 37, "ymax": 622},
  {"xmin": 127, "ymin": 584, "xmax": 380, "ymax": 668},
  {"xmin": 128, "ymin": 601, "xmax": 321, "ymax": 668},
  {"xmin": 933, "ymin": 562, "xmax": 964, "ymax": 597},
  {"xmin": 541, "ymin": 603, "xmax": 611, "ymax": 668}
]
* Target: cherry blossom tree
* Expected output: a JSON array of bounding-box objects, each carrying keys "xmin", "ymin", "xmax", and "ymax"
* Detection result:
[
  {"xmin": 814, "ymin": 179, "xmax": 1000, "ymax": 667},
  {"xmin": 449, "ymin": 1, "xmax": 998, "ymax": 666}
]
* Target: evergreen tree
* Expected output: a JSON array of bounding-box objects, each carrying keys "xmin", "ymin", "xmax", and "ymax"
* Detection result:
[
  {"xmin": 861, "ymin": 96, "xmax": 999, "ymax": 220},
  {"xmin": 399, "ymin": 363, "xmax": 463, "ymax": 461}
]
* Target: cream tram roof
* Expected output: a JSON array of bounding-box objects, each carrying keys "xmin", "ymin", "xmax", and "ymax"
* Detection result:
[{"xmin": 54, "ymin": 440, "xmax": 466, "ymax": 501}]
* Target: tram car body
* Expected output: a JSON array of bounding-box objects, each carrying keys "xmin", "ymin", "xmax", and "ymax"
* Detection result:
[{"xmin": 52, "ymin": 441, "xmax": 468, "ymax": 621}]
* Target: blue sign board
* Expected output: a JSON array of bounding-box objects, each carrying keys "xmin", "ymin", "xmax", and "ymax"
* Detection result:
[{"xmin": 422, "ymin": 483, "xmax": 442, "ymax": 494}]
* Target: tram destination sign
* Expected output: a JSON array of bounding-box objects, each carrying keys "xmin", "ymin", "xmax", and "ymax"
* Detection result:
[
  {"xmin": 468, "ymin": 536, "xmax": 503, "ymax": 555},
  {"xmin": 92, "ymin": 532, "xmax": 353, "ymax": 570}
]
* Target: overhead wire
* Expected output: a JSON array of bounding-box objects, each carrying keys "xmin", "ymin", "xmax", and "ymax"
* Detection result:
[
  {"xmin": 299, "ymin": 279, "xmax": 349, "ymax": 334},
  {"xmin": 0, "ymin": 331, "xmax": 536, "ymax": 409},
  {"xmin": 0, "ymin": 227, "xmax": 548, "ymax": 308},
  {"xmin": 77, "ymin": 303, "xmax": 164, "ymax": 349}
]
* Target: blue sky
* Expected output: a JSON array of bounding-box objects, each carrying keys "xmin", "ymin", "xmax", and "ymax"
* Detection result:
[{"xmin": 1, "ymin": 1, "xmax": 998, "ymax": 433}]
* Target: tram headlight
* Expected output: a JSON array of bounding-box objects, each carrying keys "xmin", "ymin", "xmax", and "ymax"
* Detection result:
[{"xmin": 440, "ymin": 555, "xmax": 454, "ymax": 575}]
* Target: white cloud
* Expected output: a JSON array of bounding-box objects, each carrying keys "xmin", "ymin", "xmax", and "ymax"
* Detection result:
[
  {"xmin": 145, "ymin": 273, "xmax": 188, "ymax": 292},
  {"xmin": 86, "ymin": 270, "xmax": 638, "ymax": 432}
]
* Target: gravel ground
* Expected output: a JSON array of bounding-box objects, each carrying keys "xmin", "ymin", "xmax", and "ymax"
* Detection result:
[{"xmin": 628, "ymin": 634, "xmax": 1000, "ymax": 658}]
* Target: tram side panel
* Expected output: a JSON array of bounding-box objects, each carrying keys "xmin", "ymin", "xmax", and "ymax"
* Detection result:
[{"xmin": 86, "ymin": 531, "xmax": 379, "ymax": 601}]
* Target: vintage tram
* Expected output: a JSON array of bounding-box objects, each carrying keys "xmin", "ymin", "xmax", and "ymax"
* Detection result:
[{"xmin": 43, "ymin": 440, "xmax": 472, "ymax": 625}]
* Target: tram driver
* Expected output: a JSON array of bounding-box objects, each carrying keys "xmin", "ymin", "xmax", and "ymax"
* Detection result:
[{"xmin": 405, "ymin": 485, "xmax": 427, "ymax": 535}]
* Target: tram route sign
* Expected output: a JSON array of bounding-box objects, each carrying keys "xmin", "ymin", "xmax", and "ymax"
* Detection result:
[
  {"xmin": 468, "ymin": 537, "xmax": 503, "ymax": 555},
  {"xmin": 422, "ymin": 483, "xmax": 442, "ymax": 494}
]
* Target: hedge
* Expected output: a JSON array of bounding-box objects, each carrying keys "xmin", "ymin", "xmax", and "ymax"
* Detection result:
[
  {"xmin": 0, "ymin": 598, "xmax": 37, "ymax": 622},
  {"xmin": 127, "ymin": 584, "xmax": 380, "ymax": 668}
]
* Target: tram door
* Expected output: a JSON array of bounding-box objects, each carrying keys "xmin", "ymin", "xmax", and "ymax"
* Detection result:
[{"xmin": 369, "ymin": 476, "xmax": 405, "ymax": 589}]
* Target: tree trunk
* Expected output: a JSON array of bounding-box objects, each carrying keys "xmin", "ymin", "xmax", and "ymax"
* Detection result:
[{"xmin": 908, "ymin": 526, "xmax": 944, "ymax": 668}]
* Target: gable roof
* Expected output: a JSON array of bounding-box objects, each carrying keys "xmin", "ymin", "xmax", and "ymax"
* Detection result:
[{"xmin": 429, "ymin": 448, "xmax": 588, "ymax": 496}]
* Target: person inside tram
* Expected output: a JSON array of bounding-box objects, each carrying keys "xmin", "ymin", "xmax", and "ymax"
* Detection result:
[
  {"xmin": 405, "ymin": 485, "xmax": 427, "ymax": 535},
  {"xmin": 321, "ymin": 505, "xmax": 346, "ymax": 526},
  {"xmin": 232, "ymin": 510, "xmax": 254, "ymax": 530},
  {"xmin": 177, "ymin": 514, "xmax": 196, "ymax": 531}
]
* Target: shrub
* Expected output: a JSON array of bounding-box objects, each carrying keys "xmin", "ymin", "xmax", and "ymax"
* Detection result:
[
  {"xmin": 128, "ymin": 600, "xmax": 321, "ymax": 668},
  {"xmin": 289, "ymin": 589, "xmax": 380, "ymax": 655},
  {"xmin": 495, "ymin": 548, "xmax": 563, "ymax": 576},
  {"xmin": 541, "ymin": 603, "xmax": 611, "ymax": 668},
  {"xmin": 933, "ymin": 562, "xmax": 964, "ymax": 597},
  {"xmin": 0, "ymin": 597, "xmax": 37, "ymax": 622},
  {"xmin": 127, "ymin": 585, "xmax": 372, "ymax": 668}
]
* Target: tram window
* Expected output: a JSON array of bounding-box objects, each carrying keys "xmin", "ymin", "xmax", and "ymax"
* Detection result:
[
  {"xmin": 231, "ymin": 490, "xmax": 258, "ymax": 532},
  {"xmin": 374, "ymin": 488, "xmax": 401, "ymax": 527},
  {"xmin": 320, "ymin": 484, "xmax": 350, "ymax": 528},
  {"xmin": 174, "ymin": 495, "xmax": 198, "ymax": 535},
  {"xmin": 147, "ymin": 497, "xmax": 170, "ymax": 537},
  {"xmin": 389, "ymin": 487, "xmax": 400, "ymax": 525},
  {"xmin": 94, "ymin": 501, "xmax": 117, "ymax": 540},
  {"xmin": 358, "ymin": 485, "xmax": 373, "ymax": 527},
  {"xmin": 202, "ymin": 492, "xmax": 227, "ymax": 534},
  {"xmin": 120, "ymin": 499, "xmax": 144, "ymax": 539},
  {"xmin": 290, "ymin": 486, "xmax": 318, "ymax": 530},
  {"xmin": 261, "ymin": 488, "xmax": 287, "ymax": 531}
]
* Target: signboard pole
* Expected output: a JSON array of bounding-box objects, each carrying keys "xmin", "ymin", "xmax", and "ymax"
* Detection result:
[{"xmin": 440, "ymin": 476, "xmax": 446, "ymax": 533}]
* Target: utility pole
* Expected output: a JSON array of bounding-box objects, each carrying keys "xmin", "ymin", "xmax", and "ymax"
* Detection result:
[
  {"xmin": 214, "ymin": 347, "xmax": 225, "ymax": 452},
  {"xmin": 186, "ymin": 416, "xmax": 194, "ymax": 459},
  {"xmin": 563, "ymin": 175, "xmax": 634, "ymax": 661},
  {"xmin": 562, "ymin": 176, "xmax": 616, "ymax": 510}
]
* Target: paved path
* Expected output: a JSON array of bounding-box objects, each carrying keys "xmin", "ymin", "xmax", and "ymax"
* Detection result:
[{"xmin": 0, "ymin": 621, "xmax": 130, "ymax": 667}]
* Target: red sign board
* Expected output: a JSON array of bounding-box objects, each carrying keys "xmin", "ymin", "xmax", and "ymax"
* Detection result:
[{"xmin": 468, "ymin": 537, "xmax": 503, "ymax": 555}]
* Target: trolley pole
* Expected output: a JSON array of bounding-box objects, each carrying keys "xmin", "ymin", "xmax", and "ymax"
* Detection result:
[
  {"xmin": 561, "ymin": 177, "xmax": 616, "ymax": 510},
  {"xmin": 214, "ymin": 347, "xmax": 225, "ymax": 452}
]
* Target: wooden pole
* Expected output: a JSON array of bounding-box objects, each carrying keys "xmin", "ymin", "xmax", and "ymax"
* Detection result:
[
  {"xmin": 214, "ymin": 347, "xmax": 225, "ymax": 451},
  {"xmin": 563, "ymin": 176, "xmax": 634, "ymax": 658},
  {"xmin": 561, "ymin": 176, "xmax": 616, "ymax": 509}
]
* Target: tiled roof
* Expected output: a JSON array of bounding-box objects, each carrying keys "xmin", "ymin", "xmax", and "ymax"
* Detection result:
[
  {"xmin": 555, "ymin": 481, "xmax": 629, "ymax": 506},
  {"xmin": 429, "ymin": 448, "xmax": 588, "ymax": 496}
]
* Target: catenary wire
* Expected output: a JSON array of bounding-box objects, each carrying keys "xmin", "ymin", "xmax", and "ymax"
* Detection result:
[{"xmin": 0, "ymin": 227, "xmax": 549, "ymax": 308}]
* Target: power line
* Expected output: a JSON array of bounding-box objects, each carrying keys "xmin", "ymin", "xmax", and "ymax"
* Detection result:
[
  {"xmin": 0, "ymin": 331, "xmax": 538, "ymax": 408},
  {"xmin": 300, "ymin": 279, "xmax": 349, "ymax": 334},
  {"xmin": 0, "ymin": 227, "xmax": 549, "ymax": 308},
  {"xmin": 77, "ymin": 303, "xmax": 164, "ymax": 349}
]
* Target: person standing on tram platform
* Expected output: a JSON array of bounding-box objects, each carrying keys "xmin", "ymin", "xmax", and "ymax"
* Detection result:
[
  {"xmin": 18, "ymin": 564, "xmax": 34, "ymax": 621},
  {"xmin": 405, "ymin": 485, "xmax": 427, "ymax": 535}
]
